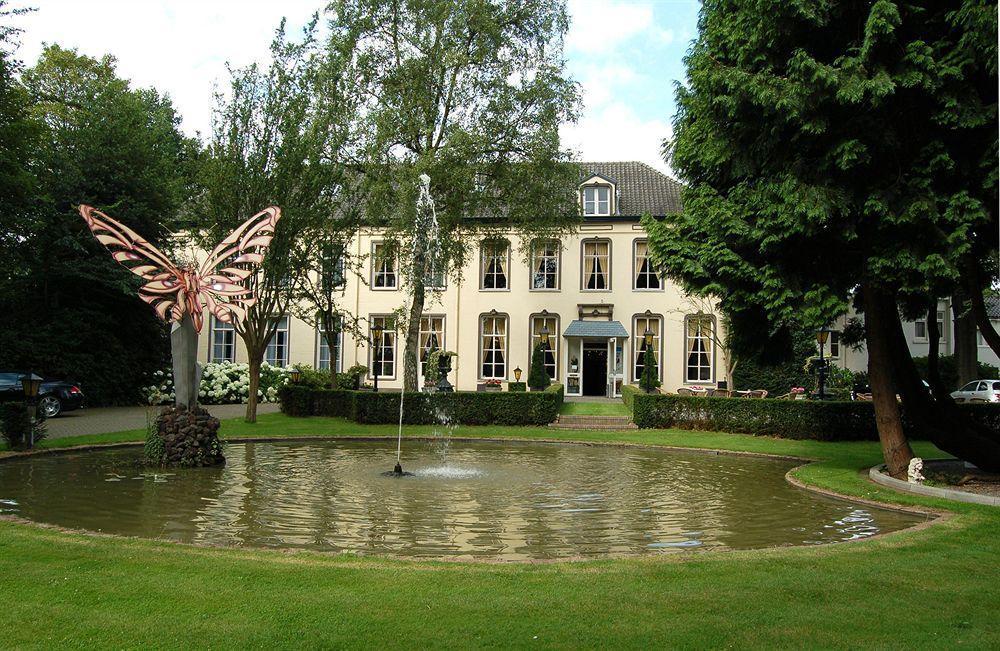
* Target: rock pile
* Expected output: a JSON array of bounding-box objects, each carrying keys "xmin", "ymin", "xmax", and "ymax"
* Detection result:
[{"xmin": 150, "ymin": 405, "xmax": 225, "ymax": 467}]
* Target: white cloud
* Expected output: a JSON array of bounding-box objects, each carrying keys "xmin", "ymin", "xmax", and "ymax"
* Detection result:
[
  {"xmin": 561, "ymin": 101, "xmax": 672, "ymax": 174},
  {"xmin": 566, "ymin": 0, "xmax": 654, "ymax": 54},
  {"xmin": 575, "ymin": 62, "xmax": 639, "ymax": 109}
]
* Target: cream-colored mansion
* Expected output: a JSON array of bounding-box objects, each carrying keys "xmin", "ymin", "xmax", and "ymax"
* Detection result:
[{"xmin": 197, "ymin": 162, "xmax": 725, "ymax": 397}]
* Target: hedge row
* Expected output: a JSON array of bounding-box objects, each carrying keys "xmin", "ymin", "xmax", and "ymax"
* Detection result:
[
  {"xmin": 278, "ymin": 384, "xmax": 564, "ymax": 426},
  {"xmin": 630, "ymin": 393, "xmax": 1000, "ymax": 442}
]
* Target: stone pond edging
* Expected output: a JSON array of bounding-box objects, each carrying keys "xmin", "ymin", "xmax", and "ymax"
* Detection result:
[{"xmin": 869, "ymin": 462, "xmax": 1000, "ymax": 507}]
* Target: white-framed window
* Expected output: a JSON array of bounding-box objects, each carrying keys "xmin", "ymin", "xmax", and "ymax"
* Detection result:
[
  {"xmin": 685, "ymin": 315, "xmax": 714, "ymax": 383},
  {"xmin": 582, "ymin": 240, "xmax": 610, "ymax": 290},
  {"xmin": 480, "ymin": 241, "xmax": 509, "ymax": 290},
  {"xmin": 531, "ymin": 240, "xmax": 560, "ymax": 290},
  {"xmin": 371, "ymin": 242, "xmax": 397, "ymax": 290},
  {"xmin": 419, "ymin": 316, "xmax": 445, "ymax": 375},
  {"xmin": 633, "ymin": 315, "xmax": 661, "ymax": 382},
  {"xmin": 828, "ymin": 331, "xmax": 841, "ymax": 358},
  {"xmin": 210, "ymin": 317, "xmax": 235, "ymax": 362},
  {"xmin": 425, "ymin": 264, "xmax": 446, "ymax": 291},
  {"xmin": 317, "ymin": 320, "xmax": 342, "ymax": 371},
  {"xmin": 914, "ymin": 311, "xmax": 945, "ymax": 342},
  {"xmin": 530, "ymin": 314, "xmax": 559, "ymax": 379},
  {"xmin": 582, "ymin": 185, "xmax": 611, "ymax": 216},
  {"xmin": 265, "ymin": 316, "xmax": 289, "ymax": 367},
  {"xmin": 321, "ymin": 243, "xmax": 346, "ymax": 290},
  {"xmin": 369, "ymin": 315, "xmax": 396, "ymax": 378},
  {"xmin": 633, "ymin": 239, "xmax": 661, "ymax": 290},
  {"xmin": 480, "ymin": 314, "xmax": 508, "ymax": 379}
]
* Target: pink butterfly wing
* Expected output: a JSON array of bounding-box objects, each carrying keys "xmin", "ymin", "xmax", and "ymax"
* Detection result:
[
  {"xmin": 198, "ymin": 206, "xmax": 281, "ymax": 327},
  {"xmin": 79, "ymin": 205, "xmax": 186, "ymax": 323}
]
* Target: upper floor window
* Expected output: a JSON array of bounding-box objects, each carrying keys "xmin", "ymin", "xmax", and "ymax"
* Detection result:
[
  {"xmin": 633, "ymin": 240, "xmax": 661, "ymax": 290},
  {"xmin": 480, "ymin": 241, "xmax": 509, "ymax": 290},
  {"xmin": 582, "ymin": 240, "xmax": 610, "ymax": 290},
  {"xmin": 371, "ymin": 242, "xmax": 397, "ymax": 290},
  {"xmin": 265, "ymin": 316, "xmax": 289, "ymax": 367},
  {"xmin": 582, "ymin": 185, "xmax": 611, "ymax": 216},
  {"xmin": 480, "ymin": 314, "xmax": 508, "ymax": 379},
  {"xmin": 633, "ymin": 314, "xmax": 661, "ymax": 383},
  {"xmin": 317, "ymin": 320, "xmax": 342, "ymax": 372},
  {"xmin": 685, "ymin": 315, "xmax": 714, "ymax": 383},
  {"xmin": 914, "ymin": 311, "xmax": 945, "ymax": 342},
  {"xmin": 819, "ymin": 330, "xmax": 842, "ymax": 358},
  {"xmin": 321, "ymin": 243, "xmax": 346, "ymax": 291},
  {"xmin": 531, "ymin": 240, "xmax": 560, "ymax": 290},
  {"xmin": 530, "ymin": 314, "xmax": 559, "ymax": 379},
  {"xmin": 370, "ymin": 315, "xmax": 396, "ymax": 379},
  {"xmin": 211, "ymin": 317, "xmax": 235, "ymax": 362}
]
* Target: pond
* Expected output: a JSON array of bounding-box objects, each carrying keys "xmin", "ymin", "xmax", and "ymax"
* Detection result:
[{"xmin": 0, "ymin": 440, "xmax": 924, "ymax": 560}]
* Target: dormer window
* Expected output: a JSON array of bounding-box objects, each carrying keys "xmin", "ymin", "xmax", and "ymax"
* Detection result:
[{"xmin": 583, "ymin": 185, "xmax": 611, "ymax": 216}]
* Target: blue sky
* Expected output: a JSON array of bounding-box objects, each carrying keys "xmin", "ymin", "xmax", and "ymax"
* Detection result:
[{"xmin": 14, "ymin": 0, "xmax": 700, "ymax": 174}]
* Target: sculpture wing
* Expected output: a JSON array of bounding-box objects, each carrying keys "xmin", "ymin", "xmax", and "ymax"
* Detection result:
[
  {"xmin": 78, "ymin": 205, "xmax": 186, "ymax": 322},
  {"xmin": 197, "ymin": 206, "xmax": 282, "ymax": 326}
]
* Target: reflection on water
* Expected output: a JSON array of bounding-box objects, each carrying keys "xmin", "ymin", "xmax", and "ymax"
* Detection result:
[{"xmin": 0, "ymin": 440, "xmax": 925, "ymax": 560}]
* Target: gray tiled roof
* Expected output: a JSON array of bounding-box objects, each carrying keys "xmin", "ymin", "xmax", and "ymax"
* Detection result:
[
  {"xmin": 563, "ymin": 320, "xmax": 630, "ymax": 338},
  {"xmin": 579, "ymin": 161, "xmax": 683, "ymax": 217},
  {"xmin": 987, "ymin": 295, "xmax": 1000, "ymax": 319}
]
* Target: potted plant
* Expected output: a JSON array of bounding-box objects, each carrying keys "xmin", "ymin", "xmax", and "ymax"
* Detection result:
[
  {"xmin": 427, "ymin": 350, "xmax": 456, "ymax": 393},
  {"xmin": 482, "ymin": 379, "xmax": 502, "ymax": 392}
]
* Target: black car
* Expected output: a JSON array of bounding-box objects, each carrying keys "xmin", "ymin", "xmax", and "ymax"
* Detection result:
[{"xmin": 0, "ymin": 372, "xmax": 85, "ymax": 418}]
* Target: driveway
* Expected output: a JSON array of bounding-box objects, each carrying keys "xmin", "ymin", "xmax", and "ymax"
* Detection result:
[{"xmin": 45, "ymin": 403, "xmax": 281, "ymax": 440}]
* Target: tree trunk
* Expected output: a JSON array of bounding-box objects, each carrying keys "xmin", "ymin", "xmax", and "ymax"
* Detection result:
[
  {"xmin": 952, "ymin": 292, "xmax": 978, "ymax": 387},
  {"xmin": 245, "ymin": 354, "xmax": 261, "ymax": 424},
  {"xmin": 963, "ymin": 258, "xmax": 1000, "ymax": 357},
  {"xmin": 861, "ymin": 285, "xmax": 914, "ymax": 479}
]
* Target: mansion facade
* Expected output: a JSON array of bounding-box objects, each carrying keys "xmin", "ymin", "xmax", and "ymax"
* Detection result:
[{"xmin": 197, "ymin": 162, "xmax": 724, "ymax": 397}]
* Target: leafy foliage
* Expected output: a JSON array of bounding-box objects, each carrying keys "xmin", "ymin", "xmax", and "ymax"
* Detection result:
[
  {"xmin": 527, "ymin": 343, "xmax": 551, "ymax": 390},
  {"xmin": 639, "ymin": 347, "xmax": 661, "ymax": 393},
  {"xmin": 0, "ymin": 402, "xmax": 46, "ymax": 450},
  {"xmin": 911, "ymin": 355, "xmax": 1000, "ymax": 390}
]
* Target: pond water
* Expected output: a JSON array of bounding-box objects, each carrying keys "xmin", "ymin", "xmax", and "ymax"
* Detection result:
[{"xmin": 0, "ymin": 440, "xmax": 924, "ymax": 560}]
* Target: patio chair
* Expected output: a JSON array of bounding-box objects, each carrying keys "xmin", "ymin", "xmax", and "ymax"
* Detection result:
[
  {"xmin": 733, "ymin": 390, "xmax": 751, "ymax": 398},
  {"xmin": 676, "ymin": 387, "xmax": 696, "ymax": 396},
  {"xmin": 710, "ymin": 389, "xmax": 731, "ymax": 398},
  {"xmin": 856, "ymin": 393, "xmax": 873, "ymax": 401},
  {"xmin": 748, "ymin": 389, "xmax": 768, "ymax": 399}
]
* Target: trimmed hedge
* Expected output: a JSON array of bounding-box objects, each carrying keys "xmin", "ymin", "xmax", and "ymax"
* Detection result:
[
  {"xmin": 630, "ymin": 392, "xmax": 1000, "ymax": 442},
  {"xmin": 279, "ymin": 384, "xmax": 564, "ymax": 426}
]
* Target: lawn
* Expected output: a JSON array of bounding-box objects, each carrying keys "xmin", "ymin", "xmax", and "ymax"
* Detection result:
[
  {"xmin": 1, "ymin": 413, "xmax": 998, "ymax": 648},
  {"xmin": 558, "ymin": 400, "xmax": 630, "ymax": 416}
]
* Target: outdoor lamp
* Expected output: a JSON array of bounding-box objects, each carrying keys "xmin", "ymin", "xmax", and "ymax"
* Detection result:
[
  {"xmin": 643, "ymin": 327, "xmax": 654, "ymax": 349},
  {"xmin": 20, "ymin": 373, "xmax": 42, "ymax": 401},
  {"xmin": 540, "ymin": 325, "xmax": 550, "ymax": 347},
  {"xmin": 371, "ymin": 322, "xmax": 384, "ymax": 344},
  {"xmin": 514, "ymin": 366, "xmax": 522, "ymax": 382},
  {"xmin": 288, "ymin": 368, "xmax": 302, "ymax": 384},
  {"xmin": 815, "ymin": 327, "xmax": 831, "ymax": 346}
]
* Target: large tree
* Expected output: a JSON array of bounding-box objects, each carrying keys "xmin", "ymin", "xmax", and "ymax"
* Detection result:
[
  {"xmin": 198, "ymin": 18, "xmax": 357, "ymax": 421},
  {"xmin": 0, "ymin": 44, "xmax": 196, "ymax": 405},
  {"xmin": 327, "ymin": 0, "xmax": 581, "ymax": 391},
  {"xmin": 644, "ymin": 0, "xmax": 998, "ymax": 477}
]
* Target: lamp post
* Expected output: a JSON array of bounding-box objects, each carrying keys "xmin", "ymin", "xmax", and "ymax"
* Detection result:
[
  {"xmin": 288, "ymin": 368, "xmax": 302, "ymax": 384},
  {"xmin": 371, "ymin": 322, "xmax": 384, "ymax": 393},
  {"xmin": 513, "ymin": 366, "xmax": 522, "ymax": 382},
  {"xmin": 20, "ymin": 372, "xmax": 43, "ymax": 449},
  {"xmin": 815, "ymin": 327, "xmax": 832, "ymax": 400}
]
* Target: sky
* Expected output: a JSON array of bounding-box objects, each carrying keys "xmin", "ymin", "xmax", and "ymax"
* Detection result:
[{"xmin": 11, "ymin": 0, "xmax": 700, "ymax": 174}]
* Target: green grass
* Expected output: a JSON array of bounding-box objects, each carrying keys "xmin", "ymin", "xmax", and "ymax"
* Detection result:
[
  {"xmin": 558, "ymin": 400, "xmax": 629, "ymax": 416},
  {"xmin": 1, "ymin": 413, "xmax": 998, "ymax": 648}
]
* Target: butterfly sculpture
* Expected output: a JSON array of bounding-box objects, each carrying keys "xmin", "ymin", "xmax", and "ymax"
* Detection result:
[{"xmin": 78, "ymin": 205, "xmax": 282, "ymax": 333}]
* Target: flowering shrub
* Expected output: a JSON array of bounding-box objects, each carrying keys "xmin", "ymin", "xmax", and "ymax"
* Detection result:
[{"xmin": 144, "ymin": 361, "xmax": 292, "ymax": 406}]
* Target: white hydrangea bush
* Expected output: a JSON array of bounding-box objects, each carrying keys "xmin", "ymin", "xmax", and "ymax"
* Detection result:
[{"xmin": 144, "ymin": 361, "xmax": 291, "ymax": 406}]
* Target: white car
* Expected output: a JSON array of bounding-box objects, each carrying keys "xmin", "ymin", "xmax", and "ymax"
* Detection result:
[{"xmin": 950, "ymin": 379, "xmax": 1000, "ymax": 403}]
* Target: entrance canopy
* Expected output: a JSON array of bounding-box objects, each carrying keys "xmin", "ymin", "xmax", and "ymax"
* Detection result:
[{"xmin": 563, "ymin": 320, "xmax": 628, "ymax": 339}]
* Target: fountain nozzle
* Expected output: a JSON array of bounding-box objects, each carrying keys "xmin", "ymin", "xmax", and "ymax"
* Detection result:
[{"xmin": 393, "ymin": 462, "xmax": 404, "ymax": 475}]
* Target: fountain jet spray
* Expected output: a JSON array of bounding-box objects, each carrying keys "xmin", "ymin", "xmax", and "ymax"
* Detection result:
[{"xmin": 391, "ymin": 173, "xmax": 442, "ymax": 477}]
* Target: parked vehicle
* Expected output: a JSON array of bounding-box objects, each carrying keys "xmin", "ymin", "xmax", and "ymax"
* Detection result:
[
  {"xmin": 0, "ymin": 372, "xmax": 85, "ymax": 417},
  {"xmin": 950, "ymin": 379, "xmax": 1000, "ymax": 403}
]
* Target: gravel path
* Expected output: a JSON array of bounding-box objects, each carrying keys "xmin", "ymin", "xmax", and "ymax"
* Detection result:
[{"xmin": 45, "ymin": 403, "xmax": 281, "ymax": 440}]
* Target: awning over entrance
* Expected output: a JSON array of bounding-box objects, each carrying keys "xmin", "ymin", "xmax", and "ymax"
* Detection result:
[{"xmin": 563, "ymin": 320, "xmax": 629, "ymax": 338}]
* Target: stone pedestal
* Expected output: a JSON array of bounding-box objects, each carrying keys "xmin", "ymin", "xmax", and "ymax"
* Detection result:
[{"xmin": 149, "ymin": 405, "xmax": 225, "ymax": 467}]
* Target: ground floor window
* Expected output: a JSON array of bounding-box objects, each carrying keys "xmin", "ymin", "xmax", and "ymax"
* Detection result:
[
  {"xmin": 265, "ymin": 316, "xmax": 289, "ymax": 367},
  {"xmin": 633, "ymin": 315, "xmax": 661, "ymax": 382},
  {"xmin": 530, "ymin": 314, "xmax": 558, "ymax": 379},
  {"xmin": 480, "ymin": 314, "xmax": 507, "ymax": 379},
  {"xmin": 420, "ymin": 316, "xmax": 445, "ymax": 375},
  {"xmin": 317, "ymin": 321, "xmax": 342, "ymax": 371},
  {"xmin": 370, "ymin": 315, "xmax": 396, "ymax": 379},
  {"xmin": 211, "ymin": 317, "xmax": 235, "ymax": 362},
  {"xmin": 685, "ymin": 315, "xmax": 714, "ymax": 382}
]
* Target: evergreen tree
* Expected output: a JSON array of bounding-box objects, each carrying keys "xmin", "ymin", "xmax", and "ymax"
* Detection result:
[
  {"xmin": 528, "ymin": 342, "xmax": 551, "ymax": 390},
  {"xmin": 639, "ymin": 347, "xmax": 660, "ymax": 393}
]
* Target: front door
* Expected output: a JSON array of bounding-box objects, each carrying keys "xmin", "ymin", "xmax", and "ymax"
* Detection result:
[{"xmin": 582, "ymin": 346, "xmax": 608, "ymax": 396}]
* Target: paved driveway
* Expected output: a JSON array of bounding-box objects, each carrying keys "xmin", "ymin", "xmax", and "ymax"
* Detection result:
[{"xmin": 45, "ymin": 403, "xmax": 281, "ymax": 440}]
